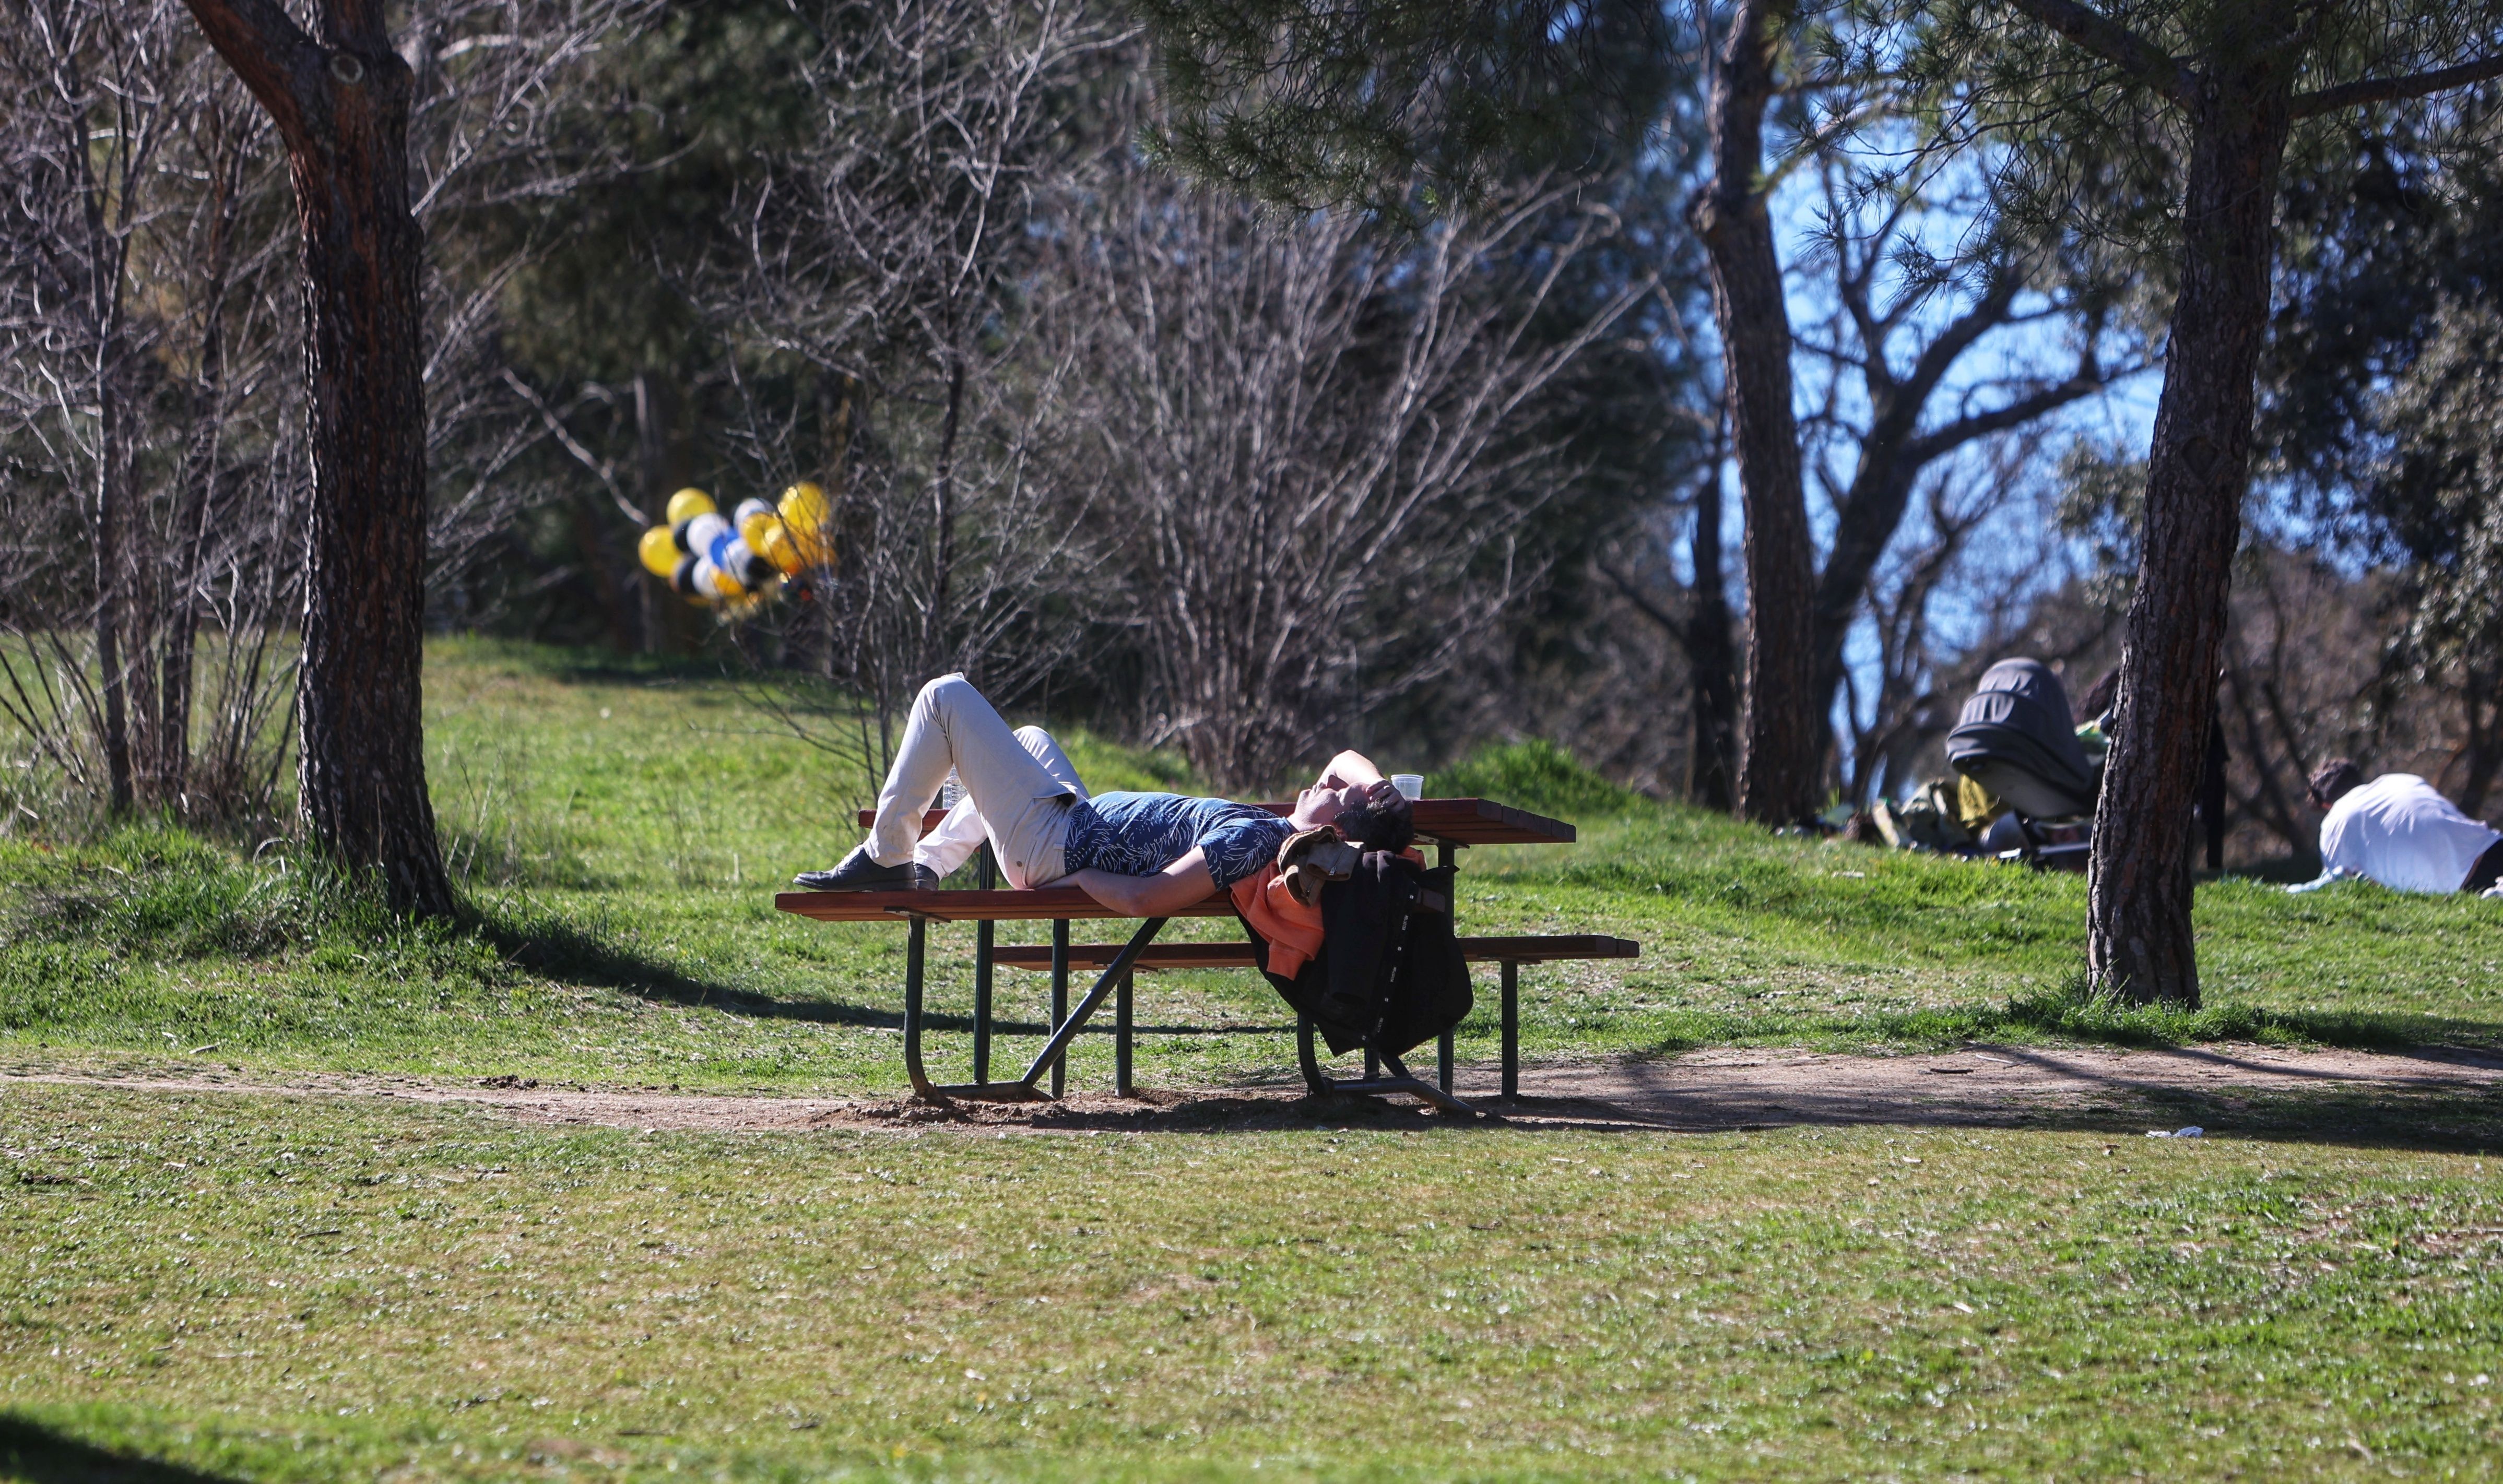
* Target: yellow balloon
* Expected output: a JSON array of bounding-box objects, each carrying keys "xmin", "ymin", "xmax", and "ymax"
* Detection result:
[
  {"xmin": 779, "ymin": 480, "xmax": 827, "ymax": 523},
  {"xmin": 739, "ymin": 509, "xmax": 783, "ymax": 551},
  {"xmin": 637, "ymin": 526, "xmax": 679, "ymax": 578},
  {"xmin": 710, "ymin": 566, "xmax": 746, "ymax": 599},
  {"xmin": 778, "ymin": 482, "xmax": 834, "ymax": 565},
  {"xmin": 759, "ymin": 523, "xmax": 805, "ymax": 576},
  {"xmin": 665, "ymin": 487, "xmax": 716, "ymax": 525}
]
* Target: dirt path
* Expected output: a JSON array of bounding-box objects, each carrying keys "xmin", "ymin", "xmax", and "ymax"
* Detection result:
[{"xmin": 9, "ymin": 1042, "xmax": 2500, "ymax": 1135}]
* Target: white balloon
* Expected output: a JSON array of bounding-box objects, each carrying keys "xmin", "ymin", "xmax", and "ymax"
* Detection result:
[{"xmin": 682, "ymin": 512, "xmax": 730, "ymax": 556}]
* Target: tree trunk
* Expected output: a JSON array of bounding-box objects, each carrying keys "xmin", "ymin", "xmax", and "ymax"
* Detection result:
[
  {"xmin": 2087, "ymin": 52, "xmax": 2294, "ymax": 1005},
  {"xmin": 121, "ymin": 389, "xmax": 172, "ymax": 813},
  {"xmin": 1807, "ymin": 465, "xmax": 1916, "ymax": 769},
  {"xmin": 92, "ymin": 482, "xmax": 133, "ymax": 815},
  {"xmin": 66, "ymin": 57, "xmax": 137, "ymax": 817},
  {"xmin": 2459, "ymin": 663, "xmax": 2501, "ymax": 818},
  {"xmin": 633, "ymin": 368, "xmax": 706, "ymax": 656},
  {"xmin": 1686, "ymin": 468, "xmax": 1739, "ymax": 811},
  {"xmin": 291, "ymin": 50, "xmax": 452, "ymax": 913},
  {"xmin": 160, "ymin": 166, "xmax": 245, "ymax": 816},
  {"xmin": 1691, "ymin": 0, "xmax": 1819, "ymax": 826},
  {"xmin": 182, "ymin": 0, "xmax": 454, "ymax": 916}
]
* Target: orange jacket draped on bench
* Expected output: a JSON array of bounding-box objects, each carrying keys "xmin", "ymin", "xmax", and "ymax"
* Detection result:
[
  {"xmin": 1226, "ymin": 845, "xmax": 1428, "ymax": 981},
  {"xmin": 1229, "ymin": 866, "xmax": 1324, "ymax": 979}
]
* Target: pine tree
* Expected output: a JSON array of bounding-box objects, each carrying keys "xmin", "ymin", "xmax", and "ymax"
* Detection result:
[{"xmin": 1893, "ymin": 0, "xmax": 2503, "ymax": 1002}]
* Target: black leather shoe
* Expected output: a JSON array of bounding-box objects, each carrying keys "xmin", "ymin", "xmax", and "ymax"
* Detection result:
[{"xmin": 792, "ymin": 844, "xmax": 938, "ymax": 892}]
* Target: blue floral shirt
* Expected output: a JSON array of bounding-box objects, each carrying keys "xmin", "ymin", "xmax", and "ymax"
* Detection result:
[{"xmin": 1060, "ymin": 792, "xmax": 1292, "ymax": 890}]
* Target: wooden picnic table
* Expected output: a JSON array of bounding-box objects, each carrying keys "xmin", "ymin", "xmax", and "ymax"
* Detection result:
[{"xmin": 774, "ymin": 797, "xmax": 1634, "ymax": 1113}]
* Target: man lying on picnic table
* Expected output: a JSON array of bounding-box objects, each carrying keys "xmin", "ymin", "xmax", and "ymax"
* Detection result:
[
  {"xmin": 795, "ymin": 672, "xmax": 1413, "ymax": 915},
  {"xmin": 793, "ymin": 673, "xmax": 1475, "ymax": 1072}
]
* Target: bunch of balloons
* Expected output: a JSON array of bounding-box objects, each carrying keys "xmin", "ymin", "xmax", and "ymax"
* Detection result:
[{"xmin": 634, "ymin": 483, "xmax": 836, "ymax": 616}]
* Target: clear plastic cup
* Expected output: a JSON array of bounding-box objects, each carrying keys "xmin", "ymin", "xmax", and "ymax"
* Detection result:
[{"xmin": 1390, "ymin": 773, "xmax": 1425, "ymax": 801}]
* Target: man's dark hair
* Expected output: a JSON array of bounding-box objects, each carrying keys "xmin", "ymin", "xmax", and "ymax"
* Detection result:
[
  {"xmin": 1335, "ymin": 801, "xmax": 1416, "ymax": 855},
  {"xmin": 2309, "ymin": 758, "xmax": 2364, "ymax": 809}
]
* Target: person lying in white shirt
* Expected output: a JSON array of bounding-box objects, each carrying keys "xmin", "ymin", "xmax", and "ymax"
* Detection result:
[{"xmin": 2297, "ymin": 759, "xmax": 2503, "ymax": 896}]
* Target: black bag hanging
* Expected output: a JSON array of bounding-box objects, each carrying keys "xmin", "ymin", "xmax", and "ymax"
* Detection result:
[
  {"xmin": 1236, "ymin": 854, "xmax": 1472, "ymax": 1058},
  {"xmin": 1375, "ymin": 862, "xmax": 1471, "ymax": 1057}
]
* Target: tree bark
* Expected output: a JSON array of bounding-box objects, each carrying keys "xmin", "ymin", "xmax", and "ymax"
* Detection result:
[
  {"xmin": 61, "ymin": 40, "xmax": 138, "ymax": 816},
  {"xmin": 1691, "ymin": 0, "xmax": 1819, "ymax": 826},
  {"xmin": 2459, "ymin": 664, "xmax": 2501, "ymax": 818},
  {"xmin": 160, "ymin": 258, "xmax": 228, "ymax": 815},
  {"xmin": 181, "ymin": 0, "xmax": 454, "ymax": 916},
  {"xmin": 1686, "ymin": 466, "xmax": 1739, "ymax": 812},
  {"xmin": 2087, "ymin": 43, "xmax": 2295, "ymax": 1005},
  {"xmin": 633, "ymin": 369, "xmax": 706, "ymax": 656}
]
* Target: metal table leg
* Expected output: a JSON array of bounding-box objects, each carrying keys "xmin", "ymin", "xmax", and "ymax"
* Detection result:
[
  {"xmin": 1019, "ymin": 918, "xmax": 1167, "ymax": 1090},
  {"xmin": 903, "ymin": 908, "xmax": 1181, "ymax": 1105},
  {"xmin": 1296, "ymin": 1016, "xmax": 1477, "ymax": 1117},
  {"xmin": 1116, "ymin": 969, "xmax": 1135, "ymax": 1096},
  {"xmin": 1501, "ymin": 960, "xmax": 1518, "ymax": 1101},
  {"xmin": 1049, "ymin": 919, "xmax": 1069, "ymax": 1098},
  {"xmin": 973, "ymin": 846, "xmax": 996, "ymax": 1082},
  {"xmin": 1328, "ymin": 1044, "xmax": 1475, "ymax": 1117},
  {"xmin": 902, "ymin": 915, "xmax": 936, "ymax": 1099}
]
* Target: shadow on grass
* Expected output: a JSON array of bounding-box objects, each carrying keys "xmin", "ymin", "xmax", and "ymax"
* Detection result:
[
  {"xmin": 474, "ymin": 902, "xmax": 1292, "ymax": 1038},
  {"xmin": 0, "ymin": 1416, "xmax": 241, "ymax": 1484},
  {"xmin": 464, "ymin": 892, "xmax": 2503, "ymax": 1077},
  {"xmin": 1598, "ymin": 983, "xmax": 2503, "ymax": 1062},
  {"xmin": 1461, "ymin": 1087, "xmax": 2503, "ymax": 1154},
  {"xmin": 469, "ymin": 907, "xmax": 926, "ymax": 1029},
  {"xmin": 838, "ymin": 1073, "xmax": 2503, "ymax": 1154},
  {"xmin": 473, "ymin": 905, "xmax": 751, "ymax": 1008},
  {"xmin": 1479, "ymin": 1041, "xmax": 2503, "ymax": 1153},
  {"xmin": 1991, "ymin": 979, "xmax": 2503, "ymax": 1052}
]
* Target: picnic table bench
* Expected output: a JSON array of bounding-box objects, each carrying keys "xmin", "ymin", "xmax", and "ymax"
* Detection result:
[{"xmin": 774, "ymin": 797, "xmax": 1638, "ymax": 1115}]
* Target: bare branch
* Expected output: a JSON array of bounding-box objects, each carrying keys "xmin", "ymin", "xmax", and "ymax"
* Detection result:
[
  {"xmin": 1900, "ymin": 364, "xmax": 2112, "ymax": 464},
  {"xmin": 499, "ymin": 369, "xmax": 642, "ymax": 526}
]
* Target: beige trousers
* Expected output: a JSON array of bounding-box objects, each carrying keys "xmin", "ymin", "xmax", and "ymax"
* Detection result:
[{"xmin": 866, "ymin": 674, "xmax": 1086, "ymax": 888}]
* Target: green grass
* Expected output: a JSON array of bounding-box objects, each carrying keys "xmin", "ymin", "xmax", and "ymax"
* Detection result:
[
  {"xmin": 7, "ymin": 1083, "xmax": 2503, "ymax": 1482},
  {"xmin": 6, "ymin": 638, "xmax": 2503, "ymax": 1481},
  {"xmin": 4, "ymin": 635, "xmax": 2502, "ymax": 1097}
]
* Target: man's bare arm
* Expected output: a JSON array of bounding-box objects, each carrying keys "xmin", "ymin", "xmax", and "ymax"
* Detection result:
[
  {"xmin": 1310, "ymin": 750, "xmax": 1412, "ymax": 832},
  {"xmin": 1315, "ymin": 750, "xmax": 1386, "ymax": 791},
  {"xmin": 1065, "ymin": 849, "xmax": 1218, "ymax": 917}
]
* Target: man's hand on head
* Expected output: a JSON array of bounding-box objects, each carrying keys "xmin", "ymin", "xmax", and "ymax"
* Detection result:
[
  {"xmin": 1291, "ymin": 777, "xmax": 1410, "ymax": 837},
  {"xmin": 1336, "ymin": 778, "xmax": 1408, "ymax": 823},
  {"xmin": 1327, "ymin": 780, "xmax": 1413, "ymax": 852}
]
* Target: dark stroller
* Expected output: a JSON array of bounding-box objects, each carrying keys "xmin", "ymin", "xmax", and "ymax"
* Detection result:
[{"xmin": 1945, "ymin": 659, "xmax": 2099, "ymax": 869}]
